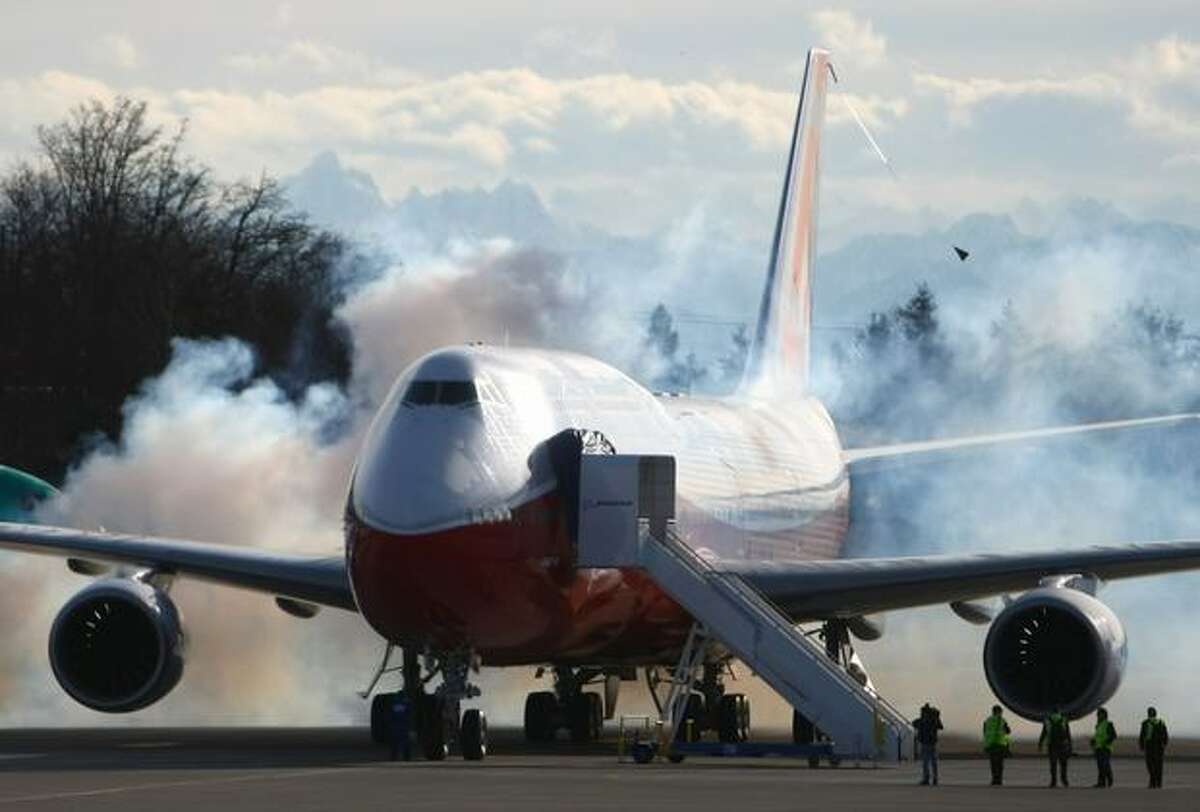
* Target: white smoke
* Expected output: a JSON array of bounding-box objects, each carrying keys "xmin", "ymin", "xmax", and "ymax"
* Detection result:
[
  {"xmin": 0, "ymin": 236, "xmax": 610, "ymax": 726},
  {"xmin": 831, "ymin": 228, "xmax": 1200, "ymax": 736}
]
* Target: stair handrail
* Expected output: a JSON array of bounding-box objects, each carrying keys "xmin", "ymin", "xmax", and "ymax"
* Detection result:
[{"xmin": 646, "ymin": 526, "xmax": 912, "ymax": 735}]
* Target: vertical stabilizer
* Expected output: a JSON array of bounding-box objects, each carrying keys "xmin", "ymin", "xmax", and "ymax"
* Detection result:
[{"xmin": 741, "ymin": 48, "xmax": 834, "ymax": 398}]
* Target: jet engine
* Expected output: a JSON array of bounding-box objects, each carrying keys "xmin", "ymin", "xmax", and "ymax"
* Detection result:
[
  {"xmin": 983, "ymin": 586, "xmax": 1126, "ymax": 721},
  {"xmin": 48, "ymin": 578, "xmax": 185, "ymax": 713}
]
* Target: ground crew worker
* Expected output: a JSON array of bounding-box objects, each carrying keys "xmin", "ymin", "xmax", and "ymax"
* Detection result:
[
  {"xmin": 1139, "ymin": 706, "xmax": 1169, "ymax": 788},
  {"xmin": 912, "ymin": 702, "xmax": 943, "ymax": 786},
  {"xmin": 982, "ymin": 705, "xmax": 1011, "ymax": 786},
  {"xmin": 1038, "ymin": 708, "xmax": 1072, "ymax": 787},
  {"xmin": 1090, "ymin": 707, "xmax": 1116, "ymax": 787},
  {"xmin": 388, "ymin": 693, "xmax": 412, "ymax": 761}
]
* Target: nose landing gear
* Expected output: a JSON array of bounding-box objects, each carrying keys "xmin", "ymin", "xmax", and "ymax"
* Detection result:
[{"xmin": 366, "ymin": 644, "xmax": 487, "ymax": 761}]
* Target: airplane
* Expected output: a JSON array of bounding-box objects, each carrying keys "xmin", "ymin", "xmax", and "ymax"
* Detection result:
[
  {"xmin": 0, "ymin": 465, "xmax": 57, "ymax": 523},
  {"xmin": 4, "ymin": 46, "xmax": 1200, "ymax": 761}
]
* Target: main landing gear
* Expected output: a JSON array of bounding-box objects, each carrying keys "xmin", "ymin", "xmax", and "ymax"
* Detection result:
[
  {"xmin": 646, "ymin": 659, "xmax": 753, "ymax": 746},
  {"xmin": 367, "ymin": 645, "xmax": 489, "ymax": 761},
  {"xmin": 523, "ymin": 667, "xmax": 604, "ymax": 743}
]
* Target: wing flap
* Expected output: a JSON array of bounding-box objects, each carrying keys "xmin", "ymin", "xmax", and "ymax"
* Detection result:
[
  {"xmin": 725, "ymin": 539, "xmax": 1200, "ymax": 620},
  {"xmin": 0, "ymin": 521, "xmax": 355, "ymax": 611}
]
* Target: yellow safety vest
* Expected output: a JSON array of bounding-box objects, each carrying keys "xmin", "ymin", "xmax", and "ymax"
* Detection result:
[
  {"xmin": 983, "ymin": 715, "xmax": 1010, "ymax": 750},
  {"xmin": 1092, "ymin": 720, "xmax": 1115, "ymax": 753}
]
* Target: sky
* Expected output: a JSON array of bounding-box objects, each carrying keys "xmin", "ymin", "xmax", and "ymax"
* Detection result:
[{"xmin": 2, "ymin": 1, "xmax": 1199, "ymax": 243}]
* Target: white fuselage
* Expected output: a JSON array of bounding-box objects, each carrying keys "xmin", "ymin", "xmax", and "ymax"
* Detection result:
[{"xmin": 345, "ymin": 345, "xmax": 850, "ymax": 662}]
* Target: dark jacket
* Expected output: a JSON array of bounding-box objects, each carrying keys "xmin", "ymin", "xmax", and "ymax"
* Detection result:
[
  {"xmin": 1139, "ymin": 718, "xmax": 1169, "ymax": 752},
  {"xmin": 1039, "ymin": 714, "xmax": 1072, "ymax": 754},
  {"xmin": 912, "ymin": 707, "xmax": 943, "ymax": 746}
]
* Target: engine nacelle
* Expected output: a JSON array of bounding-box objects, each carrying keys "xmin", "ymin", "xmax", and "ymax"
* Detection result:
[
  {"xmin": 49, "ymin": 579, "xmax": 185, "ymax": 713},
  {"xmin": 983, "ymin": 587, "xmax": 1126, "ymax": 721}
]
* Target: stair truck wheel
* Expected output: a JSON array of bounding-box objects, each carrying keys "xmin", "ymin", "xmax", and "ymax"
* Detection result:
[
  {"xmin": 370, "ymin": 692, "xmax": 392, "ymax": 744},
  {"xmin": 738, "ymin": 695, "xmax": 751, "ymax": 742},
  {"xmin": 420, "ymin": 695, "xmax": 448, "ymax": 761},
  {"xmin": 461, "ymin": 709, "xmax": 488, "ymax": 761},
  {"xmin": 793, "ymin": 709, "xmax": 820, "ymax": 768}
]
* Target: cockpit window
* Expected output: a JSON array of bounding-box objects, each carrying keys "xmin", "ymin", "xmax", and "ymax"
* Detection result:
[
  {"xmin": 403, "ymin": 381, "xmax": 439, "ymax": 405},
  {"xmin": 402, "ymin": 380, "xmax": 478, "ymax": 406},
  {"xmin": 437, "ymin": 381, "xmax": 478, "ymax": 404}
]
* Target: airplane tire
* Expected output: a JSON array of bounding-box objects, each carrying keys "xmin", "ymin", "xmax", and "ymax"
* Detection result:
[
  {"xmin": 420, "ymin": 695, "xmax": 448, "ymax": 761},
  {"xmin": 717, "ymin": 694, "xmax": 741, "ymax": 743},
  {"xmin": 524, "ymin": 691, "xmax": 558, "ymax": 742},
  {"xmin": 568, "ymin": 694, "xmax": 594, "ymax": 742},
  {"xmin": 461, "ymin": 709, "xmax": 488, "ymax": 761},
  {"xmin": 370, "ymin": 693, "xmax": 392, "ymax": 744},
  {"xmin": 587, "ymin": 692, "xmax": 603, "ymax": 740}
]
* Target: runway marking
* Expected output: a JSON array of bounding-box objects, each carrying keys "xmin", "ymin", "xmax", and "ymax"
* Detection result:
[
  {"xmin": 0, "ymin": 755, "xmax": 43, "ymax": 762},
  {"xmin": 0, "ymin": 765, "xmax": 375, "ymax": 805}
]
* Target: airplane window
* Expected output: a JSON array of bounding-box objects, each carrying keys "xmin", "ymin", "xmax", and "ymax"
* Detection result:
[
  {"xmin": 403, "ymin": 381, "xmax": 439, "ymax": 405},
  {"xmin": 402, "ymin": 380, "xmax": 479, "ymax": 406},
  {"xmin": 438, "ymin": 381, "xmax": 478, "ymax": 405}
]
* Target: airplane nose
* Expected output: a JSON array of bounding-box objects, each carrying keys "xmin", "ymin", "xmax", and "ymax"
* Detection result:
[{"xmin": 352, "ymin": 406, "xmax": 513, "ymax": 534}]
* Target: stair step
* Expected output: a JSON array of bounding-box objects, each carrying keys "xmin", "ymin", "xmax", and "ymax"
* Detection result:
[{"xmin": 640, "ymin": 528, "xmax": 912, "ymax": 762}]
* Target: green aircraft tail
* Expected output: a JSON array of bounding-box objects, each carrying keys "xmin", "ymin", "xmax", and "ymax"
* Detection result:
[{"xmin": 0, "ymin": 465, "xmax": 58, "ymax": 523}]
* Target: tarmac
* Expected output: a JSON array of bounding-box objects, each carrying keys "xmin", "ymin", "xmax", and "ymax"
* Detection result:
[{"xmin": 1, "ymin": 727, "xmax": 1197, "ymax": 811}]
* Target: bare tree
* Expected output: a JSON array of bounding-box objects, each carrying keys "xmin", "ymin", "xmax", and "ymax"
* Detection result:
[{"xmin": 0, "ymin": 97, "xmax": 352, "ymax": 480}]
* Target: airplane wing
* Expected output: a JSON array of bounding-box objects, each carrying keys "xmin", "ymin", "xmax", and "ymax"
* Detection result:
[
  {"xmin": 748, "ymin": 412, "xmax": 1200, "ymax": 619},
  {"xmin": 728, "ymin": 539, "xmax": 1200, "ymax": 620},
  {"xmin": 843, "ymin": 412, "xmax": 1200, "ymax": 473},
  {"xmin": 0, "ymin": 521, "xmax": 355, "ymax": 611}
]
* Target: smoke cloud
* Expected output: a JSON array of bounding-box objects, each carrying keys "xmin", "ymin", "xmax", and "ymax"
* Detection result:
[
  {"xmin": 829, "ymin": 227, "xmax": 1200, "ymax": 736},
  {"xmin": 1, "ymin": 235, "xmax": 607, "ymax": 726}
]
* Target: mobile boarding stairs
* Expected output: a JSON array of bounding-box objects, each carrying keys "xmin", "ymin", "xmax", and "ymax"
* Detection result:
[{"xmin": 575, "ymin": 453, "xmax": 913, "ymax": 764}]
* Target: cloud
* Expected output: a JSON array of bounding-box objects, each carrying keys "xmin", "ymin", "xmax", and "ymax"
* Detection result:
[
  {"xmin": 809, "ymin": 10, "xmax": 887, "ymax": 69},
  {"xmin": 1164, "ymin": 152, "xmax": 1200, "ymax": 169},
  {"xmin": 1136, "ymin": 34, "xmax": 1200, "ymax": 82},
  {"xmin": 530, "ymin": 27, "xmax": 618, "ymax": 65},
  {"xmin": 273, "ymin": 2, "xmax": 294, "ymax": 28},
  {"xmin": 0, "ymin": 71, "xmax": 115, "ymax": 146},
  {"xmin": 827, "ymin": 92, "xmax": 909, "ymax": 130},
  {"xmin": 914, "ymin": 72, "xmax": 1121, "ymax": 125},
  {"xmin": 228, "ymin": 40, "xmax": 371, "ymax": 80},
  {"xmin": 94, "ymin": 34, "xmax": 139, "ymax": 71},
  {"xmin": 0, "ymin": 63, "xmax": 907, "ymax": 188},
  {"xmin": 915, "ymin": 36, "xmax": 1200, "ymax": 140}
]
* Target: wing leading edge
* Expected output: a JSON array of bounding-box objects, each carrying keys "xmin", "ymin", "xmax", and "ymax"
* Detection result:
[
  {"xmin": 726, "ymin": 539, "xmax": 1200, "ymax": 620},
  {"xmin": 0, "ymin": 521, "xmax": 355, "ymax": 611}
]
